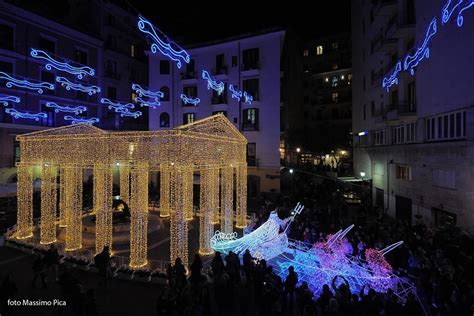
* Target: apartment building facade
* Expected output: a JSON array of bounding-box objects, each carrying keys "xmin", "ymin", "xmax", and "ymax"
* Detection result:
[
  {"xmin": 352, "ymin": 0, "xmax": 474, "ymax": 232},
  {"xmin": 148, "ymin": 30, "xmax": 285, "ymax": 196}
]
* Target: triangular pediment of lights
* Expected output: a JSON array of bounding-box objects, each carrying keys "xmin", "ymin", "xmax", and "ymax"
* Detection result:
[
  {"xmin": 17, "ymin": 123, "xmax": 107, "ymax": 139},
  {"xmin": 175, "ymin": 114, "xmax": 246, "ymax": 142}
]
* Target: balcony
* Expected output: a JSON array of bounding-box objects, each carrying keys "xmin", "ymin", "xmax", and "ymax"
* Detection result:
[
  {"xmin": 242, "ymin": 62, "xmax": 259, "ymax": 72},
  {"xmin": 242, "ymin": 122, "xmax": 259, "ymax": 131},
  {"xmin": 105, "ymin": 71, "xmax": 121, "ymax": 80},
  {"xmin": 180, "ymin": 71, "xmax": 197, "ymax": 81},
  {"xmin": 374, "ymin": 0, "xmax": 397, "ymax": 16},
  {"xmin": 372, "ymin": 32, "xmax": 397, "ymax": 53},
  {"xmin": 385, "ymin": 102, "xmax": 417, "ymax": 121},
  {"xmin": 385, "ymin": 14, "xmax": 415, "ymax": 39},
  {"xmin": 211, "ymin": 96, "xmax": 227, "ymax": 105},
  {"xmin": 212, "ymin": 66, "xmax": 228, "ymax": 76}
]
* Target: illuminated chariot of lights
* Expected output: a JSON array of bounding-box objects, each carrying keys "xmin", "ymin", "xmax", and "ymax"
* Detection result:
[
  {"xmin": 243, "ymin": 91, "xmax": 253, "ymax": 105},
  {"xmin": 55, "ymin": 76, "xmax": 101, "ymax": 95},
  {"xmin": 382, "ymin": 61, "xmax": 402, "ymax": 92},
  {"xmin": 63, "ymin": 115, "xmax": 99, "ymax": 125},
  {"xmin": 0, "ymin": 72, "xmax": 55, "ymax": 94},
  {"xmin": 180, "ymin": 93, "xmax": 200, "ymax": 106},
  {"xmin": 131, "ymin": 83, "xmax": 164, "ymax": 100},
  {"xmin": 30, "ymin": 48, "xmax": 95, "ymax": 79},
  {"xmin": 45, "ymin": 102, "xmax": 87, "ymax": 114},
  {"xmin": 202, "ymin": 70, "xmax": 224, "ymax": 95},
  {"xmin": 137, "ymin": 16, "xmax": 190, "ymax": 69},
  {"xmin": 135, "ymin": 96, "xmax": 161, "ymax": 109},
  {"xmin": 229, "ymin": 84, "xmax": 243, "ymax": 101},
  {"xmin": 115, "ymin": 107, "xmax": 142, "ymax": 118},
  {"xmin": 5, "ymin": 108, "xmax": 47, "ymax": 121},
  {"xmin": 404, "ymin": 17, "xmax": 437, "ymax": 76},
  {"xmin": 100, "ymin": 98, "xmax": 134, "ymax": 111},
  {"xmin": 0, "ymin": 94, "xmax": 20, "ymax": 106}
]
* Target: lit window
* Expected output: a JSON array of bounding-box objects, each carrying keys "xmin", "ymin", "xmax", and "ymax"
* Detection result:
[
  {"xmin": 183, "ymin": 113, "xmax": 195, "ymax": 125},
  {"xmin": 341, "ymin": 75, "xmax": 345, "ymax": 80},
  {"xmin": 316, "ymin": 45, "xmax": 323, "ymax": 55},
  {"xmin": 131, "ymin": 45, "xmax": 135, "ymax": 58},
  {"xmin": 303, "ymin": 49, "xmax": 309, "ymax": 57},
  {"xmin": 332, "ymin": 42, "xmax": 339, "ymax": 50},
  {"xmin": 332, "ymin": 92, "xmax": 338, "ymax": 102},
  {"xmin": 131, "ymin": 92, "xmax": 137, "ymax": 103},
  {"xmin": 333, "ymin": 64, "xmax": 338, "ymax": 70},
  {"xmin": 325, "ymin": 77, "xmax": 329, "ymax": 82}
]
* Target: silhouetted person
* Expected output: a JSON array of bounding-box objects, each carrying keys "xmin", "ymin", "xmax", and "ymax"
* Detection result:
[
  {"xmin": 94, "ymin": 246, "xmax": 111, "ymax": 285},
  {"xmin": 189, "ymin": 253, "xmax": 203, "ymax": 284},
  {"xmin": 284, "ymin": 265, "xmax": 298, "ymax": 311},
  {"xmin": 45, "ymin": 244, "xmax": 59, "ymax": 282},
  {"xmin": 173, "ymin": 257, "xmax": 186, "ymax": 289},
  {"xmin": 211, "ymin": 251, "xmax": 224, "ymax": 278}
]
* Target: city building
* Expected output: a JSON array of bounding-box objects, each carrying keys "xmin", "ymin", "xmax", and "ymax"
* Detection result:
[
  {"xmin": 0, "ymin": 0, "xmax": 148, "ymax": 184},
  {"xmin": 352, "ymin": 0, "xmax": 474, "ymax": 232},
  {"xmin": 148, "ymin": 29, "xmax": 286, "ymax": 197}
]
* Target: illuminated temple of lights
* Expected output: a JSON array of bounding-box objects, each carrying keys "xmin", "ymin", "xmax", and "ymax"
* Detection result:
[
  {"xmin": 10, "ymin": 114, "xmax": 247, "ymax": 269},
  {"xmin": 211, "ymin": 203, "xmax": 415, "ymax": 298}
]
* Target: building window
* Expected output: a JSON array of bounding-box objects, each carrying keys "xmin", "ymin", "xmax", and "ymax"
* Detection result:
[
  {"xmin": 212, "ymin": 83, "xmax": 227, "ymax": 104},
  {"xmin": 185, "ymin": 59, "xmax": 195, "ymax": 77},
  {"xmin": 242, "ymin": 108, "xmax": 259, "ymax": 131},
  {"xmin": 396, "ymin": 165, "xmax": 411, "ymax": 181},
  {"xmin": 39, "ymin": 37, "xmax": 55, "ymax": 54},
  {"xmin": 75, "ymin": 49, "xmax": 88, "ymax": 65},
  {"xmin": 0, "ymin": 24, "xmax": 14, "ymax": 51},
  {"xmin": 243, "ymin": 78, "xmax": 259, "ymax": 101},
  {"xmin": 106, "ymin": 59, "xmax": 118, "ymax": 78},
  {"xmin": 130, "ymin": 67, "xmax": 137, "ymax": 81},
  {"xmin": 232, "ymin": 56, "xmax": 237, "ymax": 67},
  {"xmin": 159, "ymin": 112, "xmax": 170, "ymax": 127},
  {"xmin": 0, "ymin": 61, "xmax": 13, "ymax": 73},
  {"xmin": 40, "ymin": 102, "xmax": 55, "ymax": 127},
  {"xmin": 160, "ymin": 60, "xmax": 170, "ymax": 75},
  {"xmin": 130, "ymin": 44, "xmax": 135, "ymax": 58},
  {"xmin": 107, "ymin": 86, "xmax": 117, "ymax": 100},
  {"xmin": 160, "ymin": 86, "xmax": 170, "ymax": 101},
  {"xmin": 332, "ymin": 92, "xmax": 338, "ymax": 103},
  {"xmin": 182, "ymin": 86, "xmax": 197, "ymax": 106},
  {"xmin": 426, "ymin": 110, "xmax": 466, "ymax": 141},
  {"xmin": 215, "ymin": 54, "xmax": 226, "ymax": 74},
  {"xmin": 131, "ymin": 92, "xmax": 137, "ymax": 103},
  {"xmin": 407, "ymin": 82, "xmax": 416, "ymax": 111},
  {"xmin": 332, "ymin": 42, "xmax": 338, "ymax": 50},
  {"xmin": 370, "ymin": 101, "xmax": 375, "ymax": 116},
  {"xmin": 106, "ymin": 34, "xmax": 117, "ymax": 49},
  {"xmin": 242, "ymin": 48, "xmax": 259, "ymax": 70},
  {"xmin": 247, "ymin": 143, "xmax": 256, "ymax": 166},
  {"xmin": 331, "ymin": 76, "xmax": 339, "ymax": 87},
  {"xmin": 13, "ymin": 141, "xmax": 20, "ymax": 164},
  {"xmin": 363, "ymin": 104, "xmax": 366, "ymax": 120},
  {"xmin": 432, "ymin": 169, "xmax": 455, "ymax": 189},
  {"xmin": 373, "ymin": 130, "xmax": 386, "ymax": 146},
  {"xmin": 393, "ymin": 125, "xmax": 405, "ymax": 144},
  {"xmin": 406, "ymin": 122, "xmax": 416, "ymax": 143},
  {"xmin": 316, "ymin": 45, "xmax": 323, "ymax": 55},
  {"xmin": 303, "ymin": 49, "xmax": 309, "ymax": 57},
  {"xmin": 183, "ymin": 113, "xmax": 195, "ymax": 125},
  {"xmin": 41, "ymin": 71, "xmax": 55, "ymax": 95}
]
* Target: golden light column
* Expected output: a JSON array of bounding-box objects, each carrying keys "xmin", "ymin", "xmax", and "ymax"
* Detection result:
[
  {"xmin": 210, "ymin": 168, "xmax": 220, "ymax": 224},
  {"xmin": 220, "ymin": 166, "xmax": 234, "ymax": 234},
  {"xmin": 65, "ymin": 167, "xmax": 83, "ymax": 251},
  {"xmin": 40, "ymin": 164, "xmax": 57, "ymax": 244},
  {"xmin": 120, "ymin": 163, "xmax": 130, "ymax": 206},
  {"xmin": 16, "ymin": 164, "xmax": 33, "ymax": 239},
  {"xmin": 170, "ymin": 164, "xmax": 191, "ymax": 266},
  {"xmin": 185, "ymin": 168, "xmax": 194, "ymax": 221},
  {"xmin": 235, "ymin": 164, "xmax": 248, "ymax": 228},
  {"xmin": 129, "ymin": 162, "xmax": 149, "ymax": 268},
  {"xmin": 58, "ymin": 168, "xmax": 66, "ymax": 227},
  {"xmin": 198, "ymin": 168, "xmax": 213, "ymax": 255},
  {"xmin": 159, "ymin": 163, "xmax": 170, "ymax": 218},
  {"xmin": 94, "ymin": 164, "xmax": 113, "ymax": 254}
]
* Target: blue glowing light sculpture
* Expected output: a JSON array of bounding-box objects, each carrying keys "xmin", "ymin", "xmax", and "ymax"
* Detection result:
[
  {"xmin": 30, "ymin": 48, "xmax": 95, "ymax": 79},
  {"xmin": 458, "ymin": 0, "xmax": 474, "ymax": 26},
  {"xmin": 442, "ymin": 0, "xmax": 463, "ymax": 24},
  {"xmin": 64, "ymin": 115, "xmax": 99, "ymax": 125},
  {"xmin": 100, "ymin": 98, "xmax": 134, "ymax": 111},
  {"xmin": 0, "ymin": 72, "xmax": 55, "ymax": 94},
  {"xmin": 137, "ymin": 16, "xmax": 190, "ymax": 69},
  {"xmin": 135, "ymin": 96, "xmax": 161, "ymax": 109},
  {"xmin": 5, "ymin": 108, "xmax": 47, "ymax": 121},
  {"xmin": 131, "ymin": 83, "xmax": 164, "ymax": 100},
  {"xmin": 45, "ymin": 102, "xmax": 87, "ymax": 115},
  {"xmin": 56, "ymin": 76, "xmax": 100, "ymax": 95},
  {"xmin": 0, "ymin": 94, "xmax": 20, "ymax": 106},
  {"xmin": 229, "ymin": 84, "xmax": 243, "ymax": 101},
  {"xmin": 180, "ymin": 94, "xmax": 200, "ymax": 106},
  {"xmin": 115, "ymin": 108, "xmax": 142, "ymax": 118},
  {"xmin": 243, "ymin": 91, "xmax": 253, "ymax": 105},
  {"xmin": 404, "ymin": 18, "xmax": 438, "ymax": 75},
  {"xmin": 202, "ymin": 70, "xmax": 224, "ymax": 95},
  {"xmin": 382, "ymin": 62, "xmax": 402, "ymax": 92}
]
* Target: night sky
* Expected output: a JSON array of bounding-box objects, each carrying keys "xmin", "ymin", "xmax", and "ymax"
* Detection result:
[{"xmin": 128, "ymin": 1, "xmax": 351, "ymax": 44}]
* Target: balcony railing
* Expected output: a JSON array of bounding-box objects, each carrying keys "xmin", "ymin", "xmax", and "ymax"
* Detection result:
[
  {"xmin": 180, "ymin": 71, "xmax": 196, "ymax": 80},
  {"xmin": 242, "ymin": 62, "xmax": 259, "ymax": 71},
  {"xmin": 212, "ymin": 66, "xmax": 228, "ymax": 76},
  {"xmin": 387, "ymin": 102, "xmax": 416, "ymax": 114},
  {"xmin": 242, "ymin": 122, "xmax": 258, "ymax": 131},
  {"xmin": 374, "ymin": 0, "xmax": 397, "ymax": 16}
]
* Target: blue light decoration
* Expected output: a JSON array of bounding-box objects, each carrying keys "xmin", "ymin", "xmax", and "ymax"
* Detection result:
[
  {"xmin": 64, "ymin": 115, "xmax": 99, "ymax": 125},
  {"xmin": 243, "ymin": 91, "xmax": 253, "ymax": 105},
  {"xmin": 100, "ymin": 98, "xmax": 134, "ymax": 111},
  {"xmin": 45, "ymin": 102, "xmax": 87, "ymax": 115},
  {"xmin": 211, "ymin": 202, "xmax": 415, "ymax": 298},
  {"xmin": 131, "ymin": 83, "xmax": 164, "ymax": 100},
  {"xmin": 137, "ymin": 16, "xmax": 190, "ymax": 69},
  {"xmin": 180, "ymin": 94, "xmax": 200, "ymax": 106},
  {"xmin": 0, "ymin": 94, "xmax": 20, "ymax": 106},
  {"xmin": 0, "ymin": 72, "xmax": 55, "ymax": 94},
  {"xmin": 404, "ymin": 17, "xmax": 438, "ymax": 76},
  {"xmin": 115, "ymin": 108, "xmax": 142, "ymax": 118},
  {"xmin": 30, "ymin": 48, "xmax": 95, "ymax": 79},
  {"xmin": 202, "ymin": 70, "xmax": 224, "ymax": 95},
  {"xmin": 382, "ymin": 61, "xmax": 402, "ymax": 92},
  {"xmin": 442, "ymin": 0, "xmax": 463, "ymax": 24},
  {"xmin": 457, "ymin": 0, "xmax": 474, "ymax": 27},
  {"xmin": 56, "ymin": 76, "xmax": 101, "ymax": 95},
  {"xmin": 229, "ymin": 84, "xmax": 243, "ymax": 101},
  {"xmin": 135, "ymin": 96, "xmax": 161, "ymax": 109},
  {"xmin": 5, "ymin": 108, "xmax": 47, "ymax": 121}
]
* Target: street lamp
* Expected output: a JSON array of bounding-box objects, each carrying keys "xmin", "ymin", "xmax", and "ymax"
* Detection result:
[
  {"xmin": 289, "ymin": 169, "xmax": 294, "ymax": 174},
  {"xmin": 296, "ymin": 148, "xmax": 301, "ymax": 153},
  {"xmin": 360, "ymin": 171, "xmax": 366, "ymax": 180}
]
